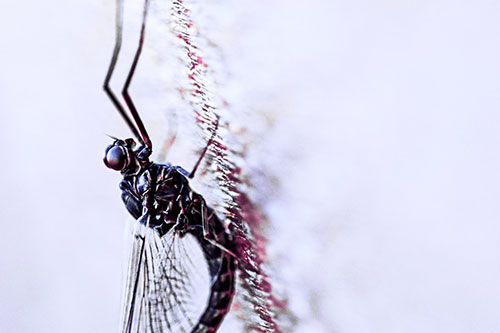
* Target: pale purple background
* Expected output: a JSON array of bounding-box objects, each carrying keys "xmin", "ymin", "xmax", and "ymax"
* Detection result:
[{"xmin": 0, "ymin": 0, "xmax": 499, "ymax": 332}]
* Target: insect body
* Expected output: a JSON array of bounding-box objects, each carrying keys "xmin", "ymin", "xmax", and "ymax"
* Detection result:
[
  {"xmin": 102, "ymin": 0, "xmax": 236, "ymax": 331},
  {"xmin": 104, "ymin": 140, "xmax": 236, "ymax": 332}
]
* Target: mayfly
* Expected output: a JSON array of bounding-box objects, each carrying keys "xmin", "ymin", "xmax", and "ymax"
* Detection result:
[{"xmin": 102, "ymin": 0, "xmax": 236, "ymax": 331}]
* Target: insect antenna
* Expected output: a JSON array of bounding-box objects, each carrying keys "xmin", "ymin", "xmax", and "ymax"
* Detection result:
[
  {"xmin": 103, "ymin": 0, "xmax": 145, "ymax": 147},
  {"xmin": 121, "ymin": 0, "xmax": 153, "ymax": 150}
]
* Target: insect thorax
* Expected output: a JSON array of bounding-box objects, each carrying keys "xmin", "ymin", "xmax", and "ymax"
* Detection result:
[{"xmin": 121, "ymin": 162, "xmax": 204, "ymax": 237}]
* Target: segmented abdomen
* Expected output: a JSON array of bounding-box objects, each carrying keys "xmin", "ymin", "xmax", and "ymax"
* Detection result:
[{"xmin": 189, "ymin": 210, "xmax": 236, "ymax": 333}]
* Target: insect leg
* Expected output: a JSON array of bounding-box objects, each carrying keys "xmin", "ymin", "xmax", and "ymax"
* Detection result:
[
  {"xmin": 121, "ymin": 0, "xmax": 153, "ymax": 149},
  {"xmin": 188, "ymin": 115, "xmax": 219, "ymax": 179},
  {"xmin": 201, "ymin": 205, "xmax": 237, "ymax": 259},
  {"xmin": 204, "ymin": 237, "xmax": 237, "ymax": 259},
  {"xmin": 103, "ymin": 0, "xmax": 144, "ymax": 146},
  {"xmin": 201, "ymin": 199, "xmax": 209, "ymax": 238},
  {"xmin": 124, "ymin": 231, "xmax": 147, "ymax": 333}
]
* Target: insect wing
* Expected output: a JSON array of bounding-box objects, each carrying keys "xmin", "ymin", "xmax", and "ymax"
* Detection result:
[{"xmin": 121, "ymin": 219, "xmax": 211, "ymax": 332}]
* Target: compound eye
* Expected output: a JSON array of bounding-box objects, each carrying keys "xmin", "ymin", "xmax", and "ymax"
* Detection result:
[{"xmin": 104, "ymin": 146, "xmax": 129, "ymax": 171}]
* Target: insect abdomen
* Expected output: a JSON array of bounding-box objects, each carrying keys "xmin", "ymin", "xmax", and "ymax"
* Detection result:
[
  {"xmin": 188, "ymin": 205, "xmax": 236, "ymax": 333},
  {"xmin": 192, "ymin": 246, "xmax": 235, "ymax": 333}
]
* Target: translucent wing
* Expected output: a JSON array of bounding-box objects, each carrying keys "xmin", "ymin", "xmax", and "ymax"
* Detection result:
[{"xmin": 121, "ymin": 219, "xmax": 210, "ymax": 333}]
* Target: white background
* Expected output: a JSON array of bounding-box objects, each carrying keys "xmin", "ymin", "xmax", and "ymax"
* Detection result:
[{"xmin": 0, "ymin": 0, "xmax": 499, "ymax": 332}]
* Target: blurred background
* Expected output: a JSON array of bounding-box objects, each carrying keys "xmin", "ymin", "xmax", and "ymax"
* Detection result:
[{"xmin": 1, "ymin": 0, "xmax": 499, "ymax": 332}]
